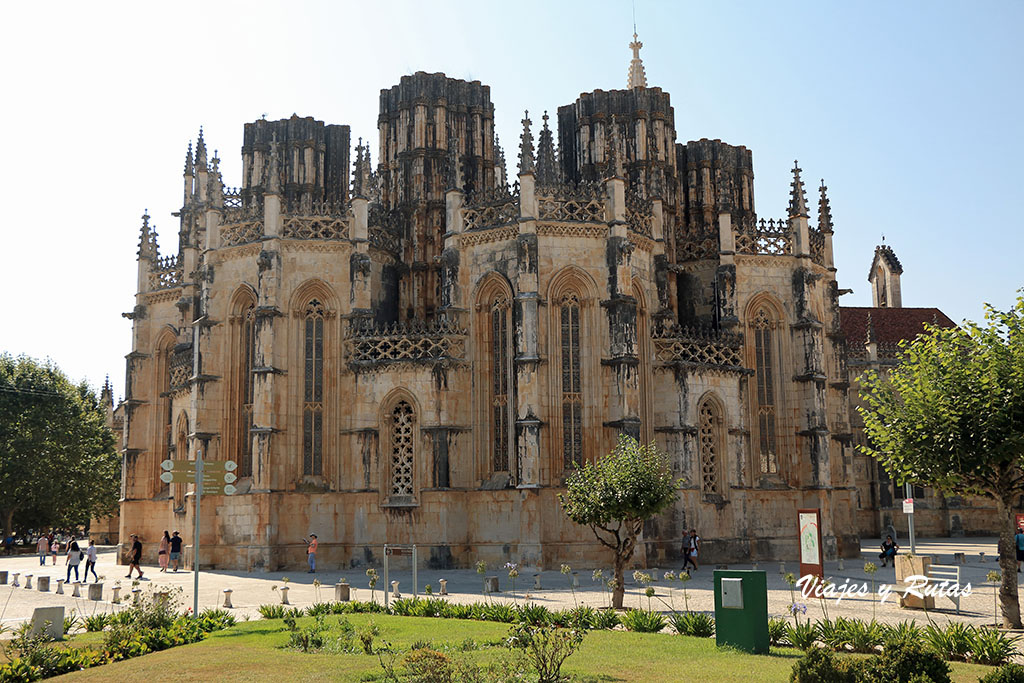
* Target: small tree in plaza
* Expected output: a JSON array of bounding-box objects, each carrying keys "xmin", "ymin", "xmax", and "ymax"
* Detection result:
[
  {"xmin": 559, "ymin": 435, "xmax": 678, "ymax": 609},
  {"xmin": 858, "ymin": 294, "xmax": 1024, "ymax": 628}
]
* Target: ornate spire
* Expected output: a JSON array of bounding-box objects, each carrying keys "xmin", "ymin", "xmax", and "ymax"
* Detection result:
[
  {"xmin": 184, "ymin": 141, "xmax": 194, "ymax": 176},
  {"xmin": 605, "ymin": 117, "xmax": 624, "ymax": 178},
  {"xmin": 138, "ymin": 210, "xmax": 157, "ymax": 260},
  {"xmin": 866, "ymin": 311, "xmax": 877, "ymax": 345},
  {"xmin": 536, "ymin": 111, "xmax": 559, "ymax": 185},
  {"xmin": 100, "ymin": 375, "xmax": 113, "ymax": 405},
  {"xmin": 518, "ymin": 110, "xmax": 535, "ymax": 174},
  {"xmin": 788, "ymin": 160, "xmax": 808, "ymax": 218},
  {"xmin": 209, "ymin": 151, "xmax": 223, "ymax": 205},
  {"xmin": 818, "ymin": 179, "xmax": 833, "ymax": 233},
  {"xmin": 266, "ymin": 133, "xmax": 280, "ymax": 194},
  {"xmin": 627, "ymin": 33, "xmax": 648, "ymax": 89},
  {"xmin": 494, "ymin": 133, "xmax": 507, "ymax": 187},
  {"xmin": 446, "ymin": 135, "xmax": 463, "ymax": 191},
  {"xmin": 353, "ymin": 137, "xmax": 372, "ymax": 198},
  {"xmin": 194, "ymin": 127, "xmax": 208, "ymax": 171}
]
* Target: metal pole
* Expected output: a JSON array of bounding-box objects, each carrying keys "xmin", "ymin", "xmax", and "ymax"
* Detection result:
[
  {"xmin": 383, "ymin": 545, "xmax": 389, "ymax": 609},
  {"xmin": 905, "ymin": 482, "xmax": 917, "ymax": 555},
  {"xmin": 194, "ymin": 450, "xmax": 203, "ymax": 617},
  {"xmin": 413, "ymin": 545, "xmax": 418, "ymax": 598}
]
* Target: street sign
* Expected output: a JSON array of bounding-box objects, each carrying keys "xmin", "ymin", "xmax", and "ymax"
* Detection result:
[{"xmin": 903, "ymin": 498, "xmax": 914, "ymax": 514}]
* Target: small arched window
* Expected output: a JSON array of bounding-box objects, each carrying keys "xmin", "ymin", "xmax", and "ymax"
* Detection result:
[
  {"xmin": 560, "ymin": 293, "xmax": 583, "ymax": 470},
  {"xmin": 752, "ymin": 307, "xmax": 778, "ymax": 474},
  {"xmin": 390, "ymin": 401, "xmax": 415, "ymax": 497},
  {"xmin": 698, "ymin": 396, "xmax": 723, "ymax": 495},
  {"xmin": 302, "ymin": 299, "xmax": 324, "ymax": 476}
]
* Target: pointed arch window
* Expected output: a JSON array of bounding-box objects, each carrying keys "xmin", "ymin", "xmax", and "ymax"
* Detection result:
[
  {"xmin": 752, "ymin": 307, "xmax": 778, "ymax": 474},
  {"xmin": 698, "ymin": 397, "xmax": 723, "ymax": 495},
  {"xmin": 490, "ymin": 297, "xmax": 511, "ymax": 473},
  {"xmin": 390, "ymin": 401, "xmax": 414, "ymax": 497},
  {"xmin": 237, "ymin": 302, "xmax": 255, "ymax": 478},
  {"xmin": 302, "ymin": 299, "xmax": 324, "ymax": 476},
  {"xmin": 560, "ymin": 293, "xmax": 583, "ymax": 470}
]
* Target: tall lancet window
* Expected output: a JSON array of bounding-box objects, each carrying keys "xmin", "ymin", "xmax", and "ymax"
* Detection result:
[
  {"xmin": 560, "ymin": 293, "xmax": 583, "ymax": 470},
  {"xmin": 302, "ymin": 299, "xmax": 324, "ymax": 476},
  {"xmin": 390, "ymin": 401, "xmax": 415, "ymax": 497},
  {"xmin": 491, "ymin": 297, "xmax": 511, "ymax": 473},
  {"xmin": 238, "ymin": 303, "xmax": 255, "ymax": 478},
  {"xmin": 753, "ymin": 307, "xmax": 778, "ymax": 474}
]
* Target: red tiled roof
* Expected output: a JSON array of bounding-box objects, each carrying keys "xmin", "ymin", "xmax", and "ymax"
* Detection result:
[{"xmin": 839, "ymin": 307, "xmax": 956, "ymax": 346}]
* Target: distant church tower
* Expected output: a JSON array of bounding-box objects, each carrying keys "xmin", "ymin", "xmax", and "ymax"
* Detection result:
[{"xmin": 868, "ymin": 243, "xmax": 903, "ymax": 308}]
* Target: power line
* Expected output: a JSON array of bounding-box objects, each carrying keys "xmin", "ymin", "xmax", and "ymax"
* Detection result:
[{"xmin": 0, "ymin": 384, "xmax": 63, "ymax": 398}]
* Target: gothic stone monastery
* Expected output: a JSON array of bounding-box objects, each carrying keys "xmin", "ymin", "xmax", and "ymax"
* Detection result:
[{"xmin": 118, "ymin": 36, "xmax": 968, "ymax": 571}]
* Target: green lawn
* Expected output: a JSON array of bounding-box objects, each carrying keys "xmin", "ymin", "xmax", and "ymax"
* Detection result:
[{"xmin": 47, "ymin": 615, "xmax": 995, "ymax": 682}]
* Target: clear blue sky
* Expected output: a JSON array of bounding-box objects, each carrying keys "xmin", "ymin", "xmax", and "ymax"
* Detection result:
[{"xmin": 1, "ymin": 0, "xmax": 1021, "ymax": 398}]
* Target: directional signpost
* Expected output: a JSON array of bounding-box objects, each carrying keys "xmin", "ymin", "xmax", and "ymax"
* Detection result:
[{"xmin": 160, "ymin": 453, "xmax": 237, "ymax": 615}]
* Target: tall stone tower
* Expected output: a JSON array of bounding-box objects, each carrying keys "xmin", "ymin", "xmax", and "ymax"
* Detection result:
[{"xmin": 377, "ymin": 73, "xmax": 497, "ymax": 321}]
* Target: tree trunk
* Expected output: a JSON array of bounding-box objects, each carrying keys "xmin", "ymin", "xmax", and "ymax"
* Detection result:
[
  {"xmin": 2, "ymin": 508, "xmax": 13, "ymax": 538},
  {"xmin": 612, "ymin": 553, "xmax": 627, "ymax": 609},
  {"xmin": 995, "ymin": 496, "xmax": 1022, "ymax": 628}
]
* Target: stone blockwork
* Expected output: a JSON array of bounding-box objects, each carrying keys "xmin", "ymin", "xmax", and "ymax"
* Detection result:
[{"xmin": 118, "ymin": 38, "xmax": 955, "ymax": 572}]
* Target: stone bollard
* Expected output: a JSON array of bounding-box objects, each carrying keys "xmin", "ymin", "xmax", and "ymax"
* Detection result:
[
  {"xmin": 980, "ymin": 552, "xmax": 986, "ymax": 563},
  {"xmin": 391, "ymin": 580, "xmax": 401, "ymax": 599},
  {"xmin": 37, "ymin": 576, "xmax": 50, "ymax": 592},
  {"xmin": 88, "ymin": 583, "xmax": 103, "ymax": 601},
  {"xmin": 56, "ymin": 579, "xmax": 65, "ymax": 595},
  {"xmin": 533, "ymin": 574, "xmax": 542, "ymax": 590},
  {"xmin": 484, "ymin": 576, "xmax": 499, "ymax": 594},
  {"xmin": 335, "ymin": 582, "xmax": 351, "ymax": 602},
  {"xmin": 838, "ymin": 558, "xmax": 845, "ymax": 571},
  {"xmin": 572, "ymin": 572, "xmax": 580, "ymax": 588},
  {"xmin": 439, "ymin": 579, "xmax": 448, "ymax": 596},
  {"xmin": 0, "ymin": 570, "xmax": 7, "ymax": 584},
  {"xmin": 11, "ymin": 573, "xmax": 20, "ymax": 588},
  {"xmin": 716, "ymin": 564, "xmax": 729, "ymax": 570},
  {"xmin": 779, "ymin": 562, "xmax": 785, "ymax": 575},
  {"xmin": 72, "ymin": 582, "xmax": 82, "ymax": 598},
  {"xmin": 111, "ymin": 586, "xmax": 121, "ymax": 603},
  {"xmin": 954, "ymin": 552, "xmax": 966, "ymax": 565},
  {"xmin": 752, "ymin": 562, "xmax": 759, "ymax": 571},
  {"xmin": 279, "ymin": 586, "xmax": 290, "ymax": 604},
  {"xmin": 222, "ymin": 589, "xmax": 233, "ymax": 609},
  {"xmin": 25, "ymin": 574, "xmax": 33, "ymax": 590}
]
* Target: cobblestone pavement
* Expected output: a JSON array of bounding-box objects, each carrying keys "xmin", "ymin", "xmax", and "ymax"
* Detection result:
[{"xmin": 0, "ymin": 537, "xmax": 1015, "ymax": 632}]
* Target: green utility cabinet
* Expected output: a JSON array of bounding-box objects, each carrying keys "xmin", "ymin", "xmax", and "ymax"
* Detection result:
[{"xmin": 713, "ymin": 569, "xmax": 769, "ymax": 654}]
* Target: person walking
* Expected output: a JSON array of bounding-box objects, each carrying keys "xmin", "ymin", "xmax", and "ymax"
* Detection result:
[
  {"xmin": 66, "ymin": 540, "xmax": 82, "ymax": 582},
  {"xmin": 126, "ymin": 534, "xmax": 144, "ymax": 579},
  {"xmin": 683, "ymin": 529, "xmax": 701, "ymax": 572},
  {"xmin": 158, "ymin": 530, "xmax": 170, "ymax": 572},
  {"xmin": 305, "ymin": 534, "xmax": 318, "ymax": 573},
  {"xmin": 168, "ymin": 531, "xmax": 183, "ymax": 572},
  {"xmin": 84, "ymin": 540, "xmax": 99, "ymax": 582},
  {"xmin": 50, "ymin": 534, "xmax": 59, "ymax": 565},
  {"xmin": 36, "ymin": 535, "xmax": 49, "ymax": 566}
]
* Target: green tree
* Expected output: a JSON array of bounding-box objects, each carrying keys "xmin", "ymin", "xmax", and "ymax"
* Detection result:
[
  {"xmin": 0, "ymin": 353, "xmax": 120, "ymax": 538},
  {"xmin": 858, "ymin": 294, "xmax": 1024, "ymax": 628},
  {"xmin": 559, "ymin": 435, "xmax": 678, "ymax": 609}
]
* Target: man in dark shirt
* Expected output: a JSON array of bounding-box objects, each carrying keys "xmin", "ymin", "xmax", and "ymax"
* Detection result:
[
  {"xmin": 169, "ymin": 531, "xmax": 184, "ymax": 572},
  {"xmin": 126, "ymin": 534, "xmax": 144, "ymax": 579}
]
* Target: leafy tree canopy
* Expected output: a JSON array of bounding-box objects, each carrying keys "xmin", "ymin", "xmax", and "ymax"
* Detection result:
[
  {"xmin": 560, "ymin": 435, "xmax": 678, "ymax": 608},
  {"xmin": 858, "ymin": 293, "xmax": 1024, "ymax": 626},
  {"xmin": 0, "ymin": 353, "xmax": 120, "ymax": 538}
]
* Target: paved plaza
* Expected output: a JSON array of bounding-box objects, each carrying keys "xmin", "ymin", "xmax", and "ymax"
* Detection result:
[{"xmin": 0, "ymin": 537, "xmax": 1015, "ymax": 633}]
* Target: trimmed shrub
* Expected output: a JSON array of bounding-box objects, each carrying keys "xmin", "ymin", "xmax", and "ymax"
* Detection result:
[
  {"xmin": 980, "ymin": 663, "xmax": 1024, "ymax": 683},
  {"xmin": 861, "ymin": 640, "xmax": 951, "ymax": 683},
  {"xmin": 789, "ymin": 647, "xmax": 861, "ymax": 683}
]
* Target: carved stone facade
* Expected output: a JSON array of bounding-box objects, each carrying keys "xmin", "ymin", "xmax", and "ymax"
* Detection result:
[{"xmin": 121, "ymin": 39, "xmax": 903, "ymax": 570}]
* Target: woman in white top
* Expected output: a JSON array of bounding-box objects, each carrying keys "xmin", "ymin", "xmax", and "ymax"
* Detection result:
[{"xmin": 84, "ymin": 540, "xmax": 99, "ymax": 582}]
